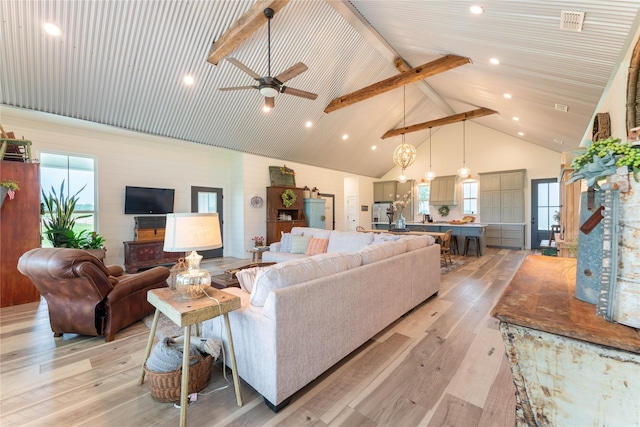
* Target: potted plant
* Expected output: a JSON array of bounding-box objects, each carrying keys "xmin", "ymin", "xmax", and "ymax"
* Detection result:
[
  {"xmin": 64, "ymin": 230, "xmax": 107, "ymax": 259},
  {"xmin": 41, "ymin": 181, "xmax": 91, "ymax": 248},
  {"xmin": 568, "ymin": 137, "xmax": 640, "ymax": 187},
  {"xmin": 0, "ymin": 179, "xmax": 19, "ymax": 208}
]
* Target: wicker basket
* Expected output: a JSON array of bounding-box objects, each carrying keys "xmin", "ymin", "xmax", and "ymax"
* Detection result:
[{"xmin": 144, "ymin": 353, "xmax": 213, "ymax": 403}]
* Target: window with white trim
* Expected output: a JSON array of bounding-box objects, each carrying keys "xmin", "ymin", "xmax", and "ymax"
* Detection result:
[
  {"xmin": 40, "ymin": 152, "xmax": 96, "ymax": 247},
  {"xmin": 462, "ymin": 181, "xmax": 478, "ymax": 214},
  {"xmin": 417, "ymin": 184, "xmax": 430, "ymax": 214}
]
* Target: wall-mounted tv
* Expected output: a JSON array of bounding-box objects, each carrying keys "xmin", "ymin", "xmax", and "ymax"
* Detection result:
[{"xmin": 124, "ymin": 186, "xmax": 175, "ymax": 215}]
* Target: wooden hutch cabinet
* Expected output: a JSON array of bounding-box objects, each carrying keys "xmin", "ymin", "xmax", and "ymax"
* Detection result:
[{"xmin": 266, "ymin": 186, "xmax": 307, "ymax": 244}]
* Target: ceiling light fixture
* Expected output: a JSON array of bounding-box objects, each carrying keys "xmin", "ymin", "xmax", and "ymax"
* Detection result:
[
  {"xmin": 371, "ymin": 145, "xmax": 377, "ymax": 150},
  {"xmin": 470, "ymin": 5, "xmax": 484, "ymax": 14},
  {"xmin": 183, "ymin": 75, "xmax": 195, "ymax": 86},
  {"xmin": 518, "ymin": 131, "xmax": 525, "ymax": 136},
  {"xmin": 489, "ymin": 58, "xmax": 500, "ymax": 65},
  {"xmin": 393, "ymin": 86, "xmax": 417, "ymax": 181},
  {"xmin": 305, "ymin": 121, "xmax": 313, "ymax": 128},
  {"xmin": 43, "ymin": 23, "xmax": 61, "ymax": 36},
  {"xmin": 503, "ymin": 93, "xmax": 512, "ymax": 99},
  {"xmin": 425, "ymin": 127, "xmax": 436, "ymax": 181},
  {"xmin": 342, "ymin": 134, "xmax": 349, "ymax": 140},
  {"xmin": 457, "ymin": 120, "xmax": 471, "ymax": 179},
  {"xmin": 262, "ymin": 105, "xmax": 272, "ymax": 113},
  {"xmin": 512, "ymin": 116, "xmax": 520, "ymax": 121}
]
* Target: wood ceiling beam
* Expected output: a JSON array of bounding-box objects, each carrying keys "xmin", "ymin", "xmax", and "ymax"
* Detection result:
[
  {"xmin": 381, "ymin": 107, "xmax": 498, "ymax": 139},
  {"xmin": 206, "ymin": 0, "xmax": 290, "ymax": 66},
  {"xmin": 324, "ymin": 55, "xmax": 470, "ymax": 113}
]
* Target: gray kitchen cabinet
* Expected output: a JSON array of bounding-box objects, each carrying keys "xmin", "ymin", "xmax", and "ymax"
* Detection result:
[
  {"xmin": 479, "ymin": 170, "xmax": 525, "ymax": 224},
  {"xmin": 374, "ymin": 181, "xmax": 397, "ymax": 202},
  {"xmin": 430, "ymin": 175, "xmax": 458, "ymax": 205},
  {"xmin": 486, "ymin": 225, "xmax": 502, "ymax": 246},
  {"xmin": 485, "ymin": 224, "xmax": 525, "ymax": 249},
  {"xmin": 396, "ymin": 179, "xmax": 415, "ymax": 221}
]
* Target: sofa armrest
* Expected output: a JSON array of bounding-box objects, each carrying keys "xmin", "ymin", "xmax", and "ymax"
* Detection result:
[
  {"xmin": 269, "ymin": 242, "xmax": 281, "ymax": 252},
  {"xmin": 106, "ymin": 265, "xmax": 124, "ymax": 277}
]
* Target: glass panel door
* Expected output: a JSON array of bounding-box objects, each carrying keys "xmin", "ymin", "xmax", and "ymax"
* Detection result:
[
  {"xmin": 531, "ymin": 179, "xmax": 559, "ymax": 249},
  {"xmin": 190, "ymin": 186, "xmax": 223, "ymax": 258}
]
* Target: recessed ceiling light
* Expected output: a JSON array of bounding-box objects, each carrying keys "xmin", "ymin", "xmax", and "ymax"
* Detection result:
[
  {"xmin": 305, "ymin": 121, "xmax": 313, "ymax": 128},
  {"xmin": 183, "ymin": 75, "xmax": 195, "ymax": 86},
  {"xmin": 371, "ymin": 145, "xmax": 377, "ymax": 150},
  {"xmin": 43, "ymin": 23, "xmax": 61, "ymax": 36},
  {"xmin": 518, "ymin": 132, "xmax": 524, "ymax": 136},
  {"xmin": 489, "ymin": 58, "xmax": 500, "ymax": 65},
  {"xmin": 512, "ymin": 116, "xmax": 520, "ymax": 121},
  {"xmin": 503, "ymin": 93, "xmax": 512, "ymax": 99},
  {"xmin": 554, "ymin": 138, "xmax": 564, "ymax": 145},
  {"xmin": 262, "ymin": 105, "xmax": 272, "ymax": 113},
  {"xmin": 470, "ymin": 5, "xmax": 484, "ymax": 14},
  {"xmin": 342, "ymin": 134, "xmax": 348, "ymax": 140}
]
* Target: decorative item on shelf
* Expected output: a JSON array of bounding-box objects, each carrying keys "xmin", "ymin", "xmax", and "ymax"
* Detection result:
[
  {"xmin": 251, "ymin": 235, "xmax": 265, "ymax": 247},
  {"xmin": 163, "ymin": 213, "xmax": 222, "ymax": 299},
  {"xmin": 438, "ymin": 205, "xmax": 450, "ymax": 217},
  {"xmin": 168, "ymin": 257, "xmax": 187, "ymax": 292},
  {"xmin": 303, "ymin": 186, "xmax": 311, "ymax": 198},
  {"xmin": 457, "ymin": 120, "xmax": 471, "ymax": 179},
  {"xmin": 0, "ymin": 179, "xmax": 19, "ymax": 209},
  {"xmin": 281, "ymin": 188, "xmax": 297, "ymax": 207},
  {"xmin": 393, "ymin": 191, "xmax": 411, "ymax": 229},
  {"xmin": 269, "ymin": 165, "xmax": 296, "ymax": 186},
  {"xmin": 393, "ymin": 86, "xmax": 417, "ymax": 182},
  {"xmin": 311, "ymin": 187, "xmax": 319, "ymax": 198}
]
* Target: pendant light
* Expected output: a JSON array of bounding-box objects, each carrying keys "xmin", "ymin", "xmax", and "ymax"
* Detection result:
[
  {"xmin": 457, "ymin": 119, "xmax": 471, "ymax": 179},
  {"xmin": 393, "ymin": 86, "xmax": 417, "ymax": 181},
  {"xmin": 425, "ymin": 127, "xmax": 436, "ymax": 181}
]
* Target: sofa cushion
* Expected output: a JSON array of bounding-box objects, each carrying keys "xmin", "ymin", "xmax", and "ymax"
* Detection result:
[
  {"xmin": 291, "ymin": 235, "xmax": 312, "ymax": 254},
  {"xmin": 327, "ymin": 231, "xmax": 374, "ymax": 253},
  {"xmin": 372, "ymin": 233, "xmax": 399, "ymax": 244},
  {"xmin": 311, "ymin": 251, "xmax": 362, "ymax": 272},
  {"xmin": 290, "ymin": 227, "xmax": 306, "ymax": 236},
  {"xmin": 357, "ymin": 243, "xmax": 390, "ymax": 265},
  {"xmin": 401, "ymin": 235, "xmax": 435, "ymax": 251},
  {"xmin": 306, "ymin": 237, "xmax": 329, "ymax": 255},
  {"xmin": 250, "ymin": 257, "xmax": 319, "ymax": 306},
  {"xmin": 280, "ymin": 233, "xmax": 293, "ymax": 252},
  {"xmin": 236, "ymin": 266, "xmax": 263, "ymax": 293},
  {"xmin": 301, "ymin": 227, "xmax": 332, "ymax": 239}
]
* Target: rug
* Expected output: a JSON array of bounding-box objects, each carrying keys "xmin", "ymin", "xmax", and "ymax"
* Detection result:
[{"xmin": 441, "ymin": 259, "xmax": 465, "ymax": 275}]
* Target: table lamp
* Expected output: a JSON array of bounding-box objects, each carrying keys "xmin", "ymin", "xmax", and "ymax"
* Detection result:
[{"xmin": 163, "ymin": 213, "xmax": 222, "ymax": 299}]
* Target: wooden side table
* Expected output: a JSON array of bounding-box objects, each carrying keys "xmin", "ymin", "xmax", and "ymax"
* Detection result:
[
  {"xmin": 246, "ymin": 247, "xmax": 269, "ymax": 262},
  {"xmin": 139, "ymin": 287, "xmax": 243, "ymax": 426}
]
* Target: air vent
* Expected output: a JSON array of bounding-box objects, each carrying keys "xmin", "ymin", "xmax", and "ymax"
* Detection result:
[
  {"xmin": 560, "ymin": 11, "xmax": 585, "ymax": 32},
  {"xmin": 555, "ymin": 103, "xmax": 569, "ymax": 112}
]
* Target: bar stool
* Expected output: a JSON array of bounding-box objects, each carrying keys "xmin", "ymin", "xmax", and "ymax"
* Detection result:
[
  {"xmin": 450, "ymin": 235, "xmax": 459, "ymax": 255},
  {"xmin": 464, "ymin": 236, "xmax": 481, "ymax": 257}
]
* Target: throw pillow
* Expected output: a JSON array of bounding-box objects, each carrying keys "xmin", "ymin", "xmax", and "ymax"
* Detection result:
[
  {"xmin": 306, "ymin": 237, "xmax": 329, "ymax": 255},
  {"xmin": 236, "ymin": 266, "xmax": 264, "ymax": 294},
  {"xmin": 290, "ymin": 235, "xmax": 312, "ymax": 254},
  {"xmin": 280, "ymin": 232, "xmax": 293, "ymax": 252},
  {"xmin": 372, "ymin": 233, "xmax": 399, "ymax": 244}
]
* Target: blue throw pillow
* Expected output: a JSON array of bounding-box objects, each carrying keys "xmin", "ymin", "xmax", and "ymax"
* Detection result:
[{"xmin": 280, "ymin": 233, "xmax": 292, "ymax": 252}]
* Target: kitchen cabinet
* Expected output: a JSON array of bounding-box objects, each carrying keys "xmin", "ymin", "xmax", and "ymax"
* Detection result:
[
  {"xmin": 373, "ymin": 181, "xmax": 397, "ymax": 202},
  {"xmin": 485, "ymin": 224, "xmax": 525, "ymax": 249},
  {"xmin": 304, "ymin": 198, "xmax": 326, "ymax": 229},
  {"xmin": 266, "ymin": 186, "xmax": 307, "ymax": 244},
  {"xmin": 406, "ymin": 223, "xmax": 486, "ymax": 254},
  {"xmin": 479, "ymin": 170, "xmax": 525, "ymax": 223},
  {"xmin": 429, "ymin": 175, "xmax": 458, "ymax": 206}
]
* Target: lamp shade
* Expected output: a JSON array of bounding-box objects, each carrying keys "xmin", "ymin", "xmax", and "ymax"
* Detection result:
[{"xmin": 163, "ymin": 213, "xmax": 223, "ymax": 252}]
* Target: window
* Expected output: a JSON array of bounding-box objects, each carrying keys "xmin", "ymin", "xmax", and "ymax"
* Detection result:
[
  {"xmin": 417, "ymin": 184, "xmax": 430, "ymax": 214},
  {"xmin": 462, "ymin": 181, "xmax": 478, "ymax": 214},
  {"xmin": 40, "ymin": 153, "xmax": 96, "ymax": 247}
]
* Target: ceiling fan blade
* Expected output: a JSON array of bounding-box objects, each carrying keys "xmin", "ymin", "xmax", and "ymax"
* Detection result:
[
  {"xmin": 265, "ymin": 97, "xmax": 275, "ymax": 109},
  {"xmin": 218, "ymin": 86, "xmax": 256, "ymax": 91},
  {"xmin": 274, "ymin": 62, "xmax": 308, "ymax": 84},
  {"xmin": 226, "ymin": 58, "xmax": 261, "ymax": 80},
  {"xmin": 281, "ymin": 86, "xmax": 318, "ymax": 100}
]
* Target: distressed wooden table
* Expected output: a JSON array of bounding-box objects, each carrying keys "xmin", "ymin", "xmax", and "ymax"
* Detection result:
[
  {"xmin": 139, "ymin": 287, "xmax": 243, "ymax": 426},
  {"xmin": 491, "ymin": 255, "xmax": 640, "ymax": 426}
]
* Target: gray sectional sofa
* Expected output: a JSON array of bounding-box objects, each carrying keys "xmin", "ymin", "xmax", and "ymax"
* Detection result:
[{"xmin": 202, "ymin": 227, "xmax": 441, "ymax": 410}]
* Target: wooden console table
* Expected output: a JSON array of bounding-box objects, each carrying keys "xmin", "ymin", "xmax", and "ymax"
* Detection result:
[
  {"xmin": 123, "ymin": 240, "xmax": 182, "ymax": 273},
  {"xmin": 491, "ymin": 255, "xmax": 640, "ymax": 426}
]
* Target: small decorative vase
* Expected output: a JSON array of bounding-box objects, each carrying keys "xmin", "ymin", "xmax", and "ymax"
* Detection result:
[
  {"xmin": 255, "ymin": 240, "xmax": 264, "ymax": 247},
  {"xmin": 396, "ymin": 212, "xmax": 406, "ymax": 229}
]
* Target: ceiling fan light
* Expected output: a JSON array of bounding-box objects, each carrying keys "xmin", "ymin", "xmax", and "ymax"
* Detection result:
[
  {"xmin": 425, "ymin": 170, "xmax": 437, "ymax": 181},
  {"xmin": 259, "ymin": 86, "xmax": 279, "ymax": 97}
]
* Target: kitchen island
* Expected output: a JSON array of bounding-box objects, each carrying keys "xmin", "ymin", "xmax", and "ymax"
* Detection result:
[{"xmin": 372, "ymin": 222, "xmax": 487, "ymax": 255}]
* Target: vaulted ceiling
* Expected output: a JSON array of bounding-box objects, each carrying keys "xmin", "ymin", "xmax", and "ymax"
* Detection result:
[{"xmin": 1, "ymin": 1, "xmax": 639, "ymax": 178}]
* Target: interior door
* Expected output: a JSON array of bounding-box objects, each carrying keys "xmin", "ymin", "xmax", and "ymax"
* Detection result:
[
  {"xmin": 319, "ymin": 193, "xmax": 335, "ymax": 230},
  {"xmin": 531, "ymin": 179, "xmax": 559, "ymax": 249},
  {"xmin": 346, "ymin": 195, "xmax": 357, "ymax": 231},
  {"xmin": 190, "ymin": 186, "xmax": 223, "ymax": 258}
]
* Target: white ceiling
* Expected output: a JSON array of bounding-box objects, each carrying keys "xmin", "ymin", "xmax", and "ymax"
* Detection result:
[{"xmin": 1, "ymin": 0, "xmax": 639, "ymax": 178}]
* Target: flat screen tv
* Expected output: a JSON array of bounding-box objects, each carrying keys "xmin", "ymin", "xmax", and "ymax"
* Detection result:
[{"xmin": 124, "ymin": 186, "xmax": 175, "ymax": 215}]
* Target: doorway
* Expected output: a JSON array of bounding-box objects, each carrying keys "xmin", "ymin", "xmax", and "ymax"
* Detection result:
[
  {"xmin": 318, "ymin": 193, "xmax": 335, "ymax": 230},
  {"xmin": 346, "ymin": 196, "xmax": 357, "ymax": 231},
  {"xmin": 190, "ymin": 186, "xmax": 223, "ymax": 258},
  {"xmin": 531, "ymin": 178, "xmax": 560, "ymax": 249}
]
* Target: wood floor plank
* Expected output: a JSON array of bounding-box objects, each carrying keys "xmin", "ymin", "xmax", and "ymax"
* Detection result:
[{"xmin": 0, "ymin": 251, "xmax": 528, "ymax": 426}]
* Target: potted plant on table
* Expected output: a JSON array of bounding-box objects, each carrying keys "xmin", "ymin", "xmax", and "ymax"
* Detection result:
[
  {"xmin": 251, "ymin": 236, "xmax": 265, "ymax": 248},
  {"xmin": 0, "ymin": 179, "xmax": 19, "ymax": 209}
]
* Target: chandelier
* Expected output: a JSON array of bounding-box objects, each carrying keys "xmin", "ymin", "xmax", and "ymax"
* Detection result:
[
  {"xmin": 393, "ymin": 86, "xmax": 417, "ymax": 179},
  {"xmin": 457, "ymin": 119, "xmax": 471, "ymax": 179}
]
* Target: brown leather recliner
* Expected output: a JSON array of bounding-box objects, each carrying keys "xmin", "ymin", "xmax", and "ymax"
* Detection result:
[{"xmin": 18, "ymin": 248, "xmax": 170, "ymax": 342}]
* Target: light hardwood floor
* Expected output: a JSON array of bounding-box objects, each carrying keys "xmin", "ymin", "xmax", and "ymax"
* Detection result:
[{"xmin": 0, "ymin": 248, "xmax": 527, "ymax": 426}]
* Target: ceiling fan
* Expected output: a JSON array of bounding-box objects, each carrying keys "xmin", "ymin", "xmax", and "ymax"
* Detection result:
[{"xmin": 219, "ymin": 7, "xmax": 318, "ymax": 110}]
